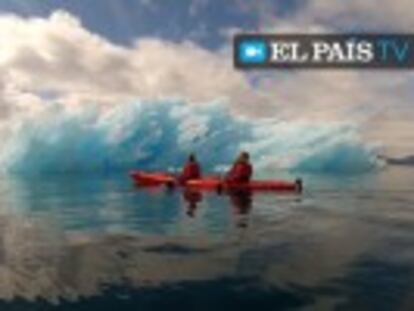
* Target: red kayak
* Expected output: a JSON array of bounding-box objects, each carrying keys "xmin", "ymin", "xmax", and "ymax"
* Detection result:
[
  {"xmin": 129, "ymin": 171, "xmax": 302, "ymax": 192},
  {"xmin": 186, "ymin": 177, "xmax": 301, "ymax": 192}
]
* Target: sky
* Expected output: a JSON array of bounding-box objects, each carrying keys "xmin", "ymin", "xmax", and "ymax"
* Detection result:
[
  {"xmin": 0, "ymin": 0, "xmax": 304, "ymax": 48},
  {"xmin": 0, "ymin": 0, "xmax": 413, "ymax": 157}
]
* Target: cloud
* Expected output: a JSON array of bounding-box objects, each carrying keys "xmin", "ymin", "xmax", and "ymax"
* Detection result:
[
  {"xmin": 253, "ymin": 0, "xmax": 414, "ymax": 32},
  {"xmin": 0, "ymin": 10, "xmax": 265, "ymax": 115},
  {"xmin": 303, "ymin": 0, "xmax": 414, "ymax": 31}
]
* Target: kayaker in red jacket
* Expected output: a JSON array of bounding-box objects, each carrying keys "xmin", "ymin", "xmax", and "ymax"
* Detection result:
[
  {"xmin": 225, "ymin": 152, "xmax": 253, "ymax": 183},
  {"xmin": 179, "ymin": 154, "xmax": 201, "ymax": 184}
]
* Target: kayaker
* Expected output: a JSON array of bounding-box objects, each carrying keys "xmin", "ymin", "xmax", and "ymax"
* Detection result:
[
  {"xmin": 225, "ymin": 151, "xmax": 253, "ymax": 183},
  {"xmin": 179, "ymin": 153, "xmax": 202, "ymax": 184}
]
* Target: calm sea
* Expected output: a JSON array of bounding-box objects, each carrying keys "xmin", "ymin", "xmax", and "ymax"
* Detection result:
[{"xmin": 0, "ymin": 166, "xmax": 413, "ymax": 310}]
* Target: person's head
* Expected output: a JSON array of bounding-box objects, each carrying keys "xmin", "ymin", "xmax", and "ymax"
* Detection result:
[
  {"xmin": 188, "ymin": 153, "xmax": 196, "ymax": 162},
  {"xmin": 237, "ymin": 151, "xmax": 250, "ymax": 163}
]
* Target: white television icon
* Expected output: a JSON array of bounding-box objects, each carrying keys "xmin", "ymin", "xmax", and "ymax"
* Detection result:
[{"xmin": 245, "ymin": 46, "xmax": 263, "ymax": 58}]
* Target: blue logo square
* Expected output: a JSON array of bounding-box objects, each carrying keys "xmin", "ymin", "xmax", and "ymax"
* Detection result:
[{"xmin": 238, "ymin": 40, "xmax": 268, "ymax": 64}]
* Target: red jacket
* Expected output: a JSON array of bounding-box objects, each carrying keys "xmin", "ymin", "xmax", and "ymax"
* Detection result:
[
  {"xmin": 179, "ymin": 162, "xmax": 201, "ymax": 183},
  {"xmin": 226, "ymin": 162, "xmax": 252, "ymax": 183}
]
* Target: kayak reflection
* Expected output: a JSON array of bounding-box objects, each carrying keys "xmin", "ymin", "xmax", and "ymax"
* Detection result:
[
  {"xmin": 228, "ymin": 190, "xmax": 252, "ymax": 216},
  {"xmin": 182, "ymin": 189, "xmax": 203, "ymax": 217},
  {"xmin": 228, "ymin": 190, "xmax": 253, "ymax": 228},
  {"xmin": 181, "ymin": 187, "xmax": 253, "ymax": 227}
]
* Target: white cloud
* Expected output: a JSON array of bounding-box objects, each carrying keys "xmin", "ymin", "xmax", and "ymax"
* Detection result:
[
  {"xmin": 304, "ymin": 0, "xmax": 414, "ymax": 30},
  {"xmin": 0, "ymin": 10, "xmax": 263, "ymax": 114},
  {"xmin": 254, "ymin": 0, "xmax": 414, "ymax": 32}
]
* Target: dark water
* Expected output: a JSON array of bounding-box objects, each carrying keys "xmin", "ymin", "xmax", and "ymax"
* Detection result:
[{"xmin": 0, "ymin": 167, "xmax": 413, "ymax": 310}]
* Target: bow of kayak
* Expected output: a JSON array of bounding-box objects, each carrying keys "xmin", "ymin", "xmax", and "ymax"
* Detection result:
[{"xmin": 129, "ymin": 171, "xmax": 175, "ymax": 186}]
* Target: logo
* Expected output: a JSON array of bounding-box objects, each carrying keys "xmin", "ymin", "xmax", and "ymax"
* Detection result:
[
  {"xmin": 238, "ymin": 40, "xmax": 268, "ymax": 64},
  {"xmin": 234, "ymin": 34, "xmax": 414, "ymax": 69}
]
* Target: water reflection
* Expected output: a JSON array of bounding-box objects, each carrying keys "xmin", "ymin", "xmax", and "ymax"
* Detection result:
[
  {"xmin": 182, "ymin": 189, "xmax": 203, "ymax": 218},
  {"xmin": 0, "ymin": 171, "xmax": 412, "ymax": 309},
  {"xmin": 181, "ymin": 188, "xmax": 253, "ymax": 229},
  {"xmin": 228, "ymin": 190, "xmax": 253, "ymax": 228}
]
